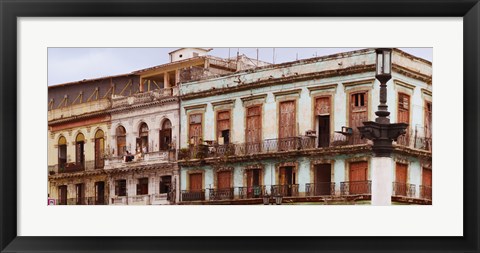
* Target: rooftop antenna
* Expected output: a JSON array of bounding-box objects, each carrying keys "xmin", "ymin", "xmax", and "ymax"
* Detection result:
[
  {"xmin": 296, "ymin": 53, "xmax": 298, "ymax": 61},
  {"xmin": 228, "ymin": 48, "xmax": 231, "ymax": 59},
  {"xmin": 256, "ymin": 48, "xmax": 259, "ymax": 66}
]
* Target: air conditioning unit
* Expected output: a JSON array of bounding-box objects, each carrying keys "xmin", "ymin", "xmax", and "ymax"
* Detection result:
[{"xmin": 341, "ymin": 126, "xmax": 353, "ymax": 135}]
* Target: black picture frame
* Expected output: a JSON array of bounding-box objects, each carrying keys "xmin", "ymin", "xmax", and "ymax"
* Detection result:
[{"xmin": 1, "ymin": 0, "xmax": 479, "ymax": 252}]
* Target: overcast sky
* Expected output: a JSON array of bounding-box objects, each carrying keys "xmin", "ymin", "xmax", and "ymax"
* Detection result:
[{"xmin": 48, "ymin": 48, "xmax": 432, "ymax": 86}]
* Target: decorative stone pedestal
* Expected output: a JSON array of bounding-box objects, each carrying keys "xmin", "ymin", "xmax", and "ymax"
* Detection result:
[{"xmin": 371, "ymin": 157, "xmax": 393, "ymax": 205}]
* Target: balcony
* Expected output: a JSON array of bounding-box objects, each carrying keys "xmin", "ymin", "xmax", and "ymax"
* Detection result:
[
  {"xmin": 181, "ymin": 190, "xmax": 206, "ymax": 202},
  {"xmin": 238, "ymin": 185, "xmax": 267, "ymax": 199},
  {"xmin": 128, "ymin": 195, "xmax": 150, "ymax": 205},
  {"xmin": 340, "ymin": 181, "xmax": 371, "ymax": 196},
  {"xmin": 305, "ymin": 182, "xmax": 336, "ymax": 196},
  {"xmin": 392, "ymin": 182, "xmax": 416, "ymax": 198},
  {"xmin": 57, "ymin": 197, "xmax": 107, "ymax": 205},
  {"xmin": 396, "ymin": 127, "xmax": 432, "ymax": 152},
  {"xmin": 419, "ymin": 185, "xmax": 432, "ymax": 200},
  {"xmin": 104, "ymin": 150, "xmax": 174, "ymax": 170},
  {"xmin": 58, "ymin": 162, "xmax": 85, "ymax": 174},
  {"xmin": 111, "ymin": 88, "xmax": 178, "ymax": 108},
  {"xmin": 208, "ymin": 188, "xmax": 235, "ymax": 200},
  {"xmin": 178, "ymin": 133, "xmax": 367, "ymax": 161},
  {"xmin": 271, "ymin": 184, "xmax": 299, "ymax": 197}
]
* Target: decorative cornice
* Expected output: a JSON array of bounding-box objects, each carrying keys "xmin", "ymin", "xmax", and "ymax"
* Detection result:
[
  {"xmin": 307, "ymin": 84, "xmax": 338, "ymax": 93},
  {"xmin": 393, "ymin": 79, "xmax": 416, "ymax": 90},
  {"xmin": 421, "ymin": 88, "xmax": 432, "ymax": 96},
  {"xmin": 211, "ymin": 99, "xmax": 235, "ymax": 108},
  {"xmin": 343, "ymin": 78, "xmax": 376, "ymax": 88},
  {"xmin": 184, "ymin": 104, "xmax": 207, "ymax": 111},
  {"xmin": 273, "ymin": 89, "xmax": 302, "ymax": 98},
  {"xmin": 240, "ymin": 94, "xmax": 267, "ymax": 103}
]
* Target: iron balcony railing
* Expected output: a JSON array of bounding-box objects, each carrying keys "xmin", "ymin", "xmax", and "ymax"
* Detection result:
[
  {"xmin": 58, "ymin": 162, "xmax": 85, "ymax": 174},
  {"xmin": 181, "ymin": 190, "xmax": 206, "ymax": 202},
  {"xmin": 392, "ymin": 182, "xmax": 416, "ymax": 198},
  {"xmin": 271, "ymin": 184, "xmax": 299, "ymax": 197},
  {"xmin": 208, "ymin": 188, "xmax": 235, "ymax": 200},
  {"xmin": 238, "ymin": 185, "xmax": 267, "ymax": 199},
  {"xmin": 419, "ymin": 185, "xmax": 432, "ymax": 200},
  {"xmin": 179, "ymin": 132, "xmax": 369, "ymax": 160},
  {"xmin": 340, "ymin": 180, "xmax": 372, "ymax": 196},
  {"xmin": 305, "ymin": 182, "xmax": 336, "ymax": 196},
  {"xmin": 396, "ymin": 126, "xmax": 432, "ymax": 152}
]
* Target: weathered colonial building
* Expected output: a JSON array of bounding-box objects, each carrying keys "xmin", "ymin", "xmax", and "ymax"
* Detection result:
[
  {"xmin": 47, "ymin": 48, "xmax": 267, "ymax": 205},
  {"xmin": 178, "ymin": 48, "xmax": 432, "ymax": 204}
]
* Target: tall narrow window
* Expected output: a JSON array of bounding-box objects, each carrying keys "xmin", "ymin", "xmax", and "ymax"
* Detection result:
[
  {"xmin": 160, "ymin": 119, "xmax": 172, "ymax": 151},
  {"xmin": 75, "ymin": 183, "xmax": 85, "ymax": 205},
  {"xmin": 246, "ymin": 105, "xmax": 262, "ymax": 153},
  {"xmin": 279, "ymin": 100, "xmax": 296, "ymax": 138},
  {"xmin": 58, "ymin": 136, "xmax": 67, "ymax": 170},
  {"xmin": 397, "ymin": 93, "xmax": 410, "ymax": 124},
  {"xmin": 94, "ymin": 130, "xmax": 104, "ymax": 169},
  {"xmin": 58, "ymin": 185, "xmax": 68, "ymax": 205},
  {"xmin": 75, "ymin": 133, "xmax": 85, "ymax": 169},
  {"xmin": 217, "ymin": 110, "xmax": 231, "ymax": 145},
  {"xmin": 189, "ymin": 114, "xmax": 202, "ymax": 145},
  {"xmin": 315, "ymin": 97, "xmax": 331, "ymax": 148},
  {"xmin": 115, "ymin": 179, "xmax": 127, "ymax": 196},
  {"xmin": 137, "ymin": 123, "xmax": 149, "ymax": 153},
  {"xmin": 425, "ymin": 101, "xmax": 432, "ymax": 137},
  {"xmin": 349, "ymin": 92, "xmax": 368, "ymax": 144},
  {"xmin": 116, "ymin": 126, "xmax": 126, "ymax": 156},
  {"xmin": 137, "ymin": 178, "xmax": 149, "ymax": 195}
]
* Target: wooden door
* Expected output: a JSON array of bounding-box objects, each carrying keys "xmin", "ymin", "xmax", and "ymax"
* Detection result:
[
  {"xmin": 95, "ymin": 138, "xmax": 104, "ymax": 168},
  {"xmin": 217, "ymin": 111, "xmax": 231, "ymax": 144},
  {"xmin": 217, "ymin": 171, "xmax": 231, "ymax": 189},
  {"xmin": 398, "ymin": 93, "xmax": 410, "ymax": 124},
  {"xmin": 349, "ymin": 161, "xmax": 368, "ymax": 194},
  {"xmin": 422, "ymin": 168, "xmax": 432, "ymax": 199},
  {"xmin": 160, "ymin": 128, "xmax": 172, "ymax": 150},
  {"xmin": 246, "ymin": 106, "xmax": 262, "ymax": 153},
  {"xmin": 116, "ymin": 127, "xmax": 126, "ymax": 156},
  {"xmin": 58, "ymin": 185, "xmax": 67, "ymax": 205},
  {"xmin": 318, "ymin": 116, "xmax": 330, "ymax": 147},
  {"xmin": 279, "ymin": 101, "xmax": 296, "ymax": 139},
  {"xmin": 314, "ymin": 164, "xmax": 331, "ymax": 195},
  {"xmin": 350, "ymin": 92, "xmax": 368, "ymax": 144},
  {"xmin": 75, "ymin": 142, "xmax": 84, "ymax": 167},
  {"xmin": 189, "ymin": 114, "xmax": 202, "ymax": 145},
  {"xmin": 247, "ymin": 169, "xmax": 261, "ymax": 198},
  {"xmin": 76, "ymin": 184, "xmax": 84, "ymax": 204},
  {"xmin": 279, "ymin": 167, "xmax": 294, "ymax": 196},
  {"xmin": 189, "ymin": 173, "xmax": 202, "ymax": 192},
  {"xmin": 95, "ymin": 182, "xmax": 105, "ymax": 204},
  {"xmin": 136, "ymin": 178, "xmax": 149, "ymax": 195},
  {"xmin": 395, "ymin": 163, "xmax": 408, "ymax": 196}
]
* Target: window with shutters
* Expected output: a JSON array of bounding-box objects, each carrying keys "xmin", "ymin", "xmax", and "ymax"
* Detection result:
[
  {"xmin": 58, "ymin": 136, "xmax": 67, "ymax": 169},
  {"xmin": 349, "ymin": 92, "xmax": 368, "ymax": 129},
  {"xmin": 189, "ymin": 113, "xmax": 203, "ymax": 145},
  {"xmin": 94, "ymin": 130, "xmax": 104, "ymax": 169},
  {"xmin": 279, "ymin": 100, "xmax": 296, "ymax": 138},
  {"xmin": 115, "ymin": 179, "xmax": 127, "ymax": 196},
  {"xmin": 216, "ymin": 110, "xmax": 231, "ymax": 145},
  {"xmin": 137, "ymin": 178, "xmax": 149, "ymax": 195},
  {"xmin": 246, "ymin": 105, "xmax": 262, "ymax": 153},
  {"xmin": 397, "ymin": 93, "xmax": 410, "ymax": 124},
  {"xmin": 425, "ymin": 101, "xmax": 432, "ymax": 137},
  {"xmin": 75, "ymin": 133, "xmax": 85, "ymax": 168},
  {"xmin": 160, "ymin": 119, "xmax": 172, "ymax": 150},
  {"xmin": 116, "ymin": 126, "xmax": 126, "ymax": 156}
]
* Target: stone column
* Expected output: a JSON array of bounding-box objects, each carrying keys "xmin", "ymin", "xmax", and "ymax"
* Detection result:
[{"xmin": 371, "ymin": 157, "xmax": 393, "ymax": 205}]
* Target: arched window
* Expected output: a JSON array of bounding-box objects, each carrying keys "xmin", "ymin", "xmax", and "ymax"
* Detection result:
[
  {"xmin": 58, "ymin": 136, "xmax": 67, "ymax": 169},
  {"xmin": 160, "ymin": 119, "xmax": 172, "ymax": 151},
  {"xmin": 137, "ymin": 123, "xmax": 149, "ymax": 153},
  {"xmin": 75, "ymin": 133, "xmax": 85, "ymax": 168},
  {"xmin": 94, "ymin": 130, "xmax": 104, "ymax": 169},
  {"xmin": 116, "ymin": 126, "xmax": 126, "ymax": 156}
]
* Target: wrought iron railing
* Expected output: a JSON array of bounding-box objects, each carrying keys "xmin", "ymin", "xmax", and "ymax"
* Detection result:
[
  {"xmin": 208, "ymin": 188, "xmax": 235, "ymax": 200},
  {"xmin": 181, "ymin": 190, "xmax": 206, "ymax": 201},
  {"xmin": 305, "ymin": 182, "xmax": 336, "ymax": 196},
  {"xmin": 419, "ymin": 185, "xmax": 432, "ymax": 200},
  {"xmin": 57, "ymin": 197, "xmax": 107, "ymax": 205},
  {"xmin": 271, "ymin": 184, "xmax": 299, "ymax": 197},
  {"xmin": 340, "ymin": 180, "xmax": 371, "ymax": 195},
  {"xmin": 396, "ymin": 126, "xmax": 432, "ymax": 152},
  {"xmin": 58, "ymin": 162, "xmax": 85, "ymax": 174},
  {"xmin": 392, "ymin": 182, "xmax": 416, "ymax": 198},
  {"xmin": 238, "ymin": 185, "xmax": 267, "ymax": 199}
]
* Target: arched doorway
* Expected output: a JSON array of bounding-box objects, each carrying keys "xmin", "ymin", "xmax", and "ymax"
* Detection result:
[
  {"xmin": 137, "ymin": 123, "xmax": 149, "ymax": 153},
  {"xmin": 160, "ymin": 119, "xmax": 172, "ymax": 151},
  {"xmin": 116, "ymin": 126, "xmax": 126, "ymax": 156},
  {"xmin": 58, "ymin": 136, "xmax": 67, "ymax": 169},
  {"xmin": 94, "ymin": 130, "xmax": 105, "ymax": 169},
  {"xmin": 75, "ymin": 133, "xmax": 85, "ymax": 168}
]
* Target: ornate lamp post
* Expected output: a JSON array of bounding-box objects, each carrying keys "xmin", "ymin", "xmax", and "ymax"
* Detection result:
[{"xmin": 358, "ymin": 48, "xmax": 408, "ymax": 205}]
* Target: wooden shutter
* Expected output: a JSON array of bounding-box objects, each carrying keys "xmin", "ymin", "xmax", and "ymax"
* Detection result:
[
  {"xmin": 189, "ymin": 173, "xmax": 202, "ymax": 191},
  {"xmin": 425, "ymin": 101, "xmax": 432, "ymax": 137},
  {"xmin": 217, "ymin": 111, "xmax": 230, "ymax": 140},
  {"xmin": 315, "ymin": 97, "xmax": 331, "ymax": 115},
  {"xmin": 116, "ymin": 127, "xmax": 126, "ymax": 156},
  {"xmin": 217, "ymin": 171, "xmax": 231, "ymax": 189},
  {"xmin": 95, "ymin": 137, "xmax": 104, "ymax": 168},
  {"xmin": 246, "ymin": 106, "xmax": 261, "ymax": 143},
  {"xmin": 398, "ymin": 93, "xmax": 410, "ymax": 124},
  {"xmin": 422, "ymin": 168, "xmax": 432, "ymax": 187},
  {"xmin": 395, "ymin": 163, "xmax": 408, "ymax": 183},
  {"xmin": 350, "ymin": 92, "xmax": 368, "ymax": 129},
  {"xmin": 349, "ymin": 161, "xmax": 367, "ymax": 181},
  {"xmin": 279, "ymin": 101, "xmax": 296, "ymax": 138},
  {"xmin": 189, "ymin": 114, "xmax": 202, "ymax": 145}
]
